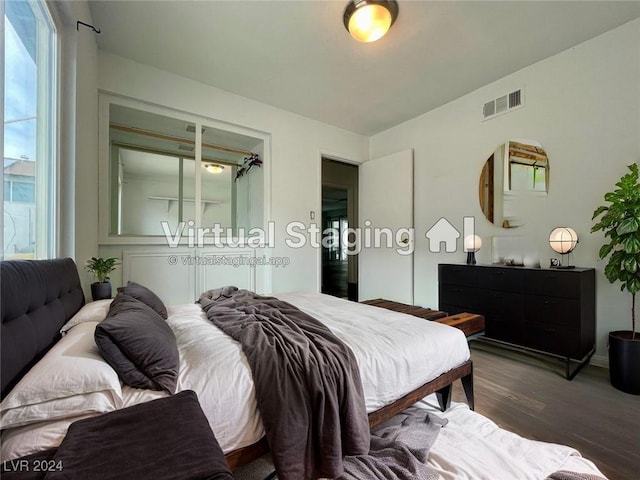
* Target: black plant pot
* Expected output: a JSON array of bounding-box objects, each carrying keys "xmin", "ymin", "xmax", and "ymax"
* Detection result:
[
  {"xmin": 91, "ymin": 282, "xmax": 113, "ymax": 301},
  {"xmin": 609, "ymin": 331, "xmax": 640, "ymax": 395}
]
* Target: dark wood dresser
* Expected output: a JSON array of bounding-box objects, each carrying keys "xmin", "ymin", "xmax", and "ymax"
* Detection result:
[{"xmin": 438, "ymin": 263, "xmax": 596, "ymax": 379}]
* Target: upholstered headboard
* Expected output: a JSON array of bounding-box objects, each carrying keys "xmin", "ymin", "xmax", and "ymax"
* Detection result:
[{"xmin": 1, "ymin": 258, "xmax": 85, "ymax": 398}]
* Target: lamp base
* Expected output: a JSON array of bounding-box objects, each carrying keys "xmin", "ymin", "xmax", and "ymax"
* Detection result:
[{"xmin": 466, "ymin": 252, "xmax": 477, "ymax": 265}]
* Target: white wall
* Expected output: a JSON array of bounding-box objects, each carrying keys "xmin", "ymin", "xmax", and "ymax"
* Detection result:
[
  {"xmin": 95, "ymin": 52, "xmax": 368, "ymax": 294},
  {"xmin": 369, "ymin": 19, "xmax": 640, "ymax": 364}
]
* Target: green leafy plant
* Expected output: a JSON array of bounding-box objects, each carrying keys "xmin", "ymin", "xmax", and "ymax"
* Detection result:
[
  {"xmin": 85, "ymin": 257, "xmax": 120, "ymax": 284},
  {"xmin": 592, "ymin": 163, "xmax": 640, "ymax": 339}
]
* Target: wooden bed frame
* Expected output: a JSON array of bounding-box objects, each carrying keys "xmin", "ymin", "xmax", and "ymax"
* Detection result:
[
  {"xmin": 0, "ymin": 258, "xmax": 474, "ymax": 474},
  {"xmin": 225, "ymin": 360, "xmax": 473, "ymax": 470}
]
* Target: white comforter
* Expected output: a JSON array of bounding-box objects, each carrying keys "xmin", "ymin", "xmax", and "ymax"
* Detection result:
[
  {"xmin": 416, "ymin": 396, "xmax": 608, "ymax": 480},
  {"xmin": 166, "ymin": 292, "xmax": 471, "ymax": 452},
  {"xmin": 1, "ymin": 293, "xmax": 470, "ymax": 457}
]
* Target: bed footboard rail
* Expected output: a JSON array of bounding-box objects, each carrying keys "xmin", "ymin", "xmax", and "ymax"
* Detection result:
[{"xmin": 224, "ymin": 360, "xmax": 473, "ymax": 471}]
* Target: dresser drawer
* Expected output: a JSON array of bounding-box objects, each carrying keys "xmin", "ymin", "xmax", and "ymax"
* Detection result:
[
  {"xmin": 523, "ymin": 321, "xmax": 582, "ymax": 358},
  {"xmin": 477, "ymin": 268, "xmax": 524, "ymax": 293},
  {"xmin": 485, "ymin": 313, "xmax": 523, "ymax": 344},
  {"xmin": 438, "ymin": 285, "xmax": 480, "ymax": 312},
  {"xmin": 438, "ymin": 265, "xmax": 478, "ymax": 287},
  {"xmin": 478, "ymin": 289, "xmax": 523, "ymax": 315},
  {"xmin": 525, "ymin": 270, "xmax": 581, "ymax": 298},
  {"xmin": 524, "ymin": 295, "xmax": 580, "ymax": 328}
]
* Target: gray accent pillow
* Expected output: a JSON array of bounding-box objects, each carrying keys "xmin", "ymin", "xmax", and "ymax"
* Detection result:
[
  {"xmin": 95, "ymin": 293, "xmax": 179, "ymax": 393},
  {"xmin": 117, "ymin": 281, "xmax": 168, "ymax": 319}
]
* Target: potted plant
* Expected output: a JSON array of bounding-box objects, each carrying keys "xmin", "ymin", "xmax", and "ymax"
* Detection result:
[
  {"xmin": 592, "ymin": 163, "xmax": 640, "ymax": 395},
  {"xmin": 85, "ymin": 257, "xmax": 120, "ymax": 301}
]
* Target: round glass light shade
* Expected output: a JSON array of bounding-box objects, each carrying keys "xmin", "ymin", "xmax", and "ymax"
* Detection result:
[
  {"xmin": 464, "ymin": 234, "xmax": 483, "ymax": 252},
  {"xmin": 549, "ymin": 227, "xmax": 578, "ymax": 254},
  {"xmin": 204, "ymin": 163, "xmax": 224, "ymax": 174},
  {"xmin": 344, "ymin": 1, "xmax": 398, "ymax": 43}
]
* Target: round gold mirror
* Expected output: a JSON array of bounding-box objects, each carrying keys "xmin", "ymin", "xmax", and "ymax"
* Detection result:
[{"xmin": 479, "ymin": 140, "xmax": 549, "ymax": 228}]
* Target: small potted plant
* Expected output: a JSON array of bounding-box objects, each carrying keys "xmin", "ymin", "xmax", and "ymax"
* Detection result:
[
  {"xmin": 85, "ymin": 257, "xmax": 120, "ymax": 301},
  {"xmin": 592, "ymin": 163, "xmax": 640, "ymax": 394}
]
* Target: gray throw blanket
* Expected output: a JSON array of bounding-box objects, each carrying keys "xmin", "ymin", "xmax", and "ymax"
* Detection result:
[
  {"xmin": 341, "ymin": 407, "xmax": 445, "ymax": 480},
  {"xmin": 545, "ymin": 471, "xmax": 608, "ymax": 480},
  {"xmin": 198, "ymin": 287, "xmax": 369, "ymax": 480}
]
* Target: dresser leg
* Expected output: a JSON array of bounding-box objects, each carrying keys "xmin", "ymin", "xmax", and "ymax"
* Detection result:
[
  {"xmin": 461, "ymin": 368, "xmax": 475, "ymax": 411},
  {"xmin": 565, "ymin": 348, "xmax": 596, "ymax": 380},
  {"xmin": 436, "ymin": 384, "xmax": 452, "ymax": 411}
]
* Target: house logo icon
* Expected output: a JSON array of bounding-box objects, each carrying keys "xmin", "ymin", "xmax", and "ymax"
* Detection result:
[{"xmin": 425, "ymin": 218, "xmax": 460, "ymax": 253}]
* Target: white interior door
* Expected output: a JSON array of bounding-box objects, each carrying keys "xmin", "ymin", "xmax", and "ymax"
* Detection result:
[{"xmin": 359, "ymin": 150, "xmax": 414, "ymax": 303}]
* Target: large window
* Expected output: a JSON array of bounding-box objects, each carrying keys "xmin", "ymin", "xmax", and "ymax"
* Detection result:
[{"xmin": 3, "ymin": 0, "xmax": 57, "ymax": 259}]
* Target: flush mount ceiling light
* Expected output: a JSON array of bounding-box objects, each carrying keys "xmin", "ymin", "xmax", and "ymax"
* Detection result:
[
  {"xmin": 203, "ymin": 163, "xmax": 224, "ymax": 174},
  {"xmin": 343, "ymin": 0, "xmax": 399, "ymax": 43}
]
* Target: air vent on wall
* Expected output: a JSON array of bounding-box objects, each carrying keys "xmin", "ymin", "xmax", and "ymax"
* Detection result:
[
  {"xmin": 482, "ymin": 88, "xmax": 523, "ymax": 121},
  {"xmin": 185, "ymin": 125, "xmax": 206, "ymax": 134}
]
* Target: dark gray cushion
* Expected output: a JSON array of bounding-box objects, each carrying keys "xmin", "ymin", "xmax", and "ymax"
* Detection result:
[
  {"xmin": 95, "ymin": 294, "xmax": 178, "ymax": 393},
  {"xmin": 117, "ymin": 281, "xmax": 168, "ymax": 319},
  {"xmin": 45, "ymin": 391, "xmax": 233, "ymax": 480}
]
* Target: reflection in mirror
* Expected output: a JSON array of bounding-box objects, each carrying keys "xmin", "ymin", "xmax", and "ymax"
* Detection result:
[
  {"xmin": 108, "ymin": 104, "xmax": 261, "ymax": 236},
  {"xmin": 479, "ymin": 140, "xmax": 549, "ymax": 229}
]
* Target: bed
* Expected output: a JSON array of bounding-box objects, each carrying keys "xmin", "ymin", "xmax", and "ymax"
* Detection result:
[
  {"xmin": 0, "ymin": 258, "xmax": 472, "ymax": 473},
  {"xmin": 0, "ymin": 258, "xmax": 609, "ymax": 479}
]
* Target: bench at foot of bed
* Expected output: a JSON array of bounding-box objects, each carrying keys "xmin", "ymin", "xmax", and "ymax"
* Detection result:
[{"xmin": 361, "ymin": 299, "xmax": 485, "ymax": 338}]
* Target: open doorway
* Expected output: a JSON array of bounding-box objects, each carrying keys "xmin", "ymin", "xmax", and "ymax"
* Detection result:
[{"xmin": 322, "ymin": 158, "xmax": 358, "ymax": 300}]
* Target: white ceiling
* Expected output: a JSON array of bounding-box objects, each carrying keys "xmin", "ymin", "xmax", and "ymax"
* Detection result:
[{"xmin": 88, "ymin": 1, "xmax": 640, "ymax": 136}]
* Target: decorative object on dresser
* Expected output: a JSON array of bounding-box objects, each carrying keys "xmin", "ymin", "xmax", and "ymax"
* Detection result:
[
  {"xmin": 438, "ymin": 263, "xmax": 596, "ymax": 380},
  {"xmin": 549, "ymin": 227, "xmax": 579, "ymax": 269},
  {"xmin": 464, "ymin": 234, "xmax": 482, "ymax": 265},
  {"xmin": 84, "ymin": 257, "xmax": 120, "ymax": 300},
  {"xmin": 591, "ymin": 163, "xmax": 640, "ymax": 395}
]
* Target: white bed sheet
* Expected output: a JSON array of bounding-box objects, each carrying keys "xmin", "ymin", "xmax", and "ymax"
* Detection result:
[
  {"xmin": 416, "ymin": 395, "xmax": 608, "ymax": 480},
  {"xmin": 1, "ymin": 293, "xmax": 469, "ymax": 458},
  {"xmin": 278, "ymin": 292, "xmax": 471, "ymax": 411},
  {"xmin": 165, "ymin": 293, "xmax": 469, "ymax": 453},
  {"xmin": 2, "ymin": 397, "xmax": 608, "ymax": 479}
]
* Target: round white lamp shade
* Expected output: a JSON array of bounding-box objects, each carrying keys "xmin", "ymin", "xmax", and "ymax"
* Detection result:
[
  {"xmin": 464, "ymin": 234, "xmax": 483, "ymax": 252},
  {"xmin": 549, "ymin": 227, "xmax": 578, "ymax": 254}
]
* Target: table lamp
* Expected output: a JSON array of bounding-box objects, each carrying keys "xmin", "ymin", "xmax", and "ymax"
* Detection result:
[{"xmin": 464, "ymin": 235, "xmax": 482, "ymax": 265}]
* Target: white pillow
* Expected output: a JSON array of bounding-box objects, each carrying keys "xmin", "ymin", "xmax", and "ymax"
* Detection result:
[
  {"xmin": 1, "ymin": 322, "xmax": 123, "ymax": 429},
  {"xmin": 1, "ymin": 414, "xmax": 94, "ymax": 461},
  {"xmin": 60, "ymin": 299, "xmax": 113, "ymax": 335}
]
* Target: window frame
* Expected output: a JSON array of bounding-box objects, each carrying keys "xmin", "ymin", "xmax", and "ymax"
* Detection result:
[{"xmin": 97, "ymin": 93, "xmax": 271, "ymax": 246}]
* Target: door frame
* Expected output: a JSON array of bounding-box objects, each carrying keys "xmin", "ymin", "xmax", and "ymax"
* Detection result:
[{"xmin": 316, "ymin": 151, "xmax": 362, "ymax": 294}]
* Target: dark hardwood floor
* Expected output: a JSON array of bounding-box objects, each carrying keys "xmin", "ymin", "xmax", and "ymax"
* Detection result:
[{"xmin": 452, "ymin": 341, "xmax": 640, "ymax": 480}]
